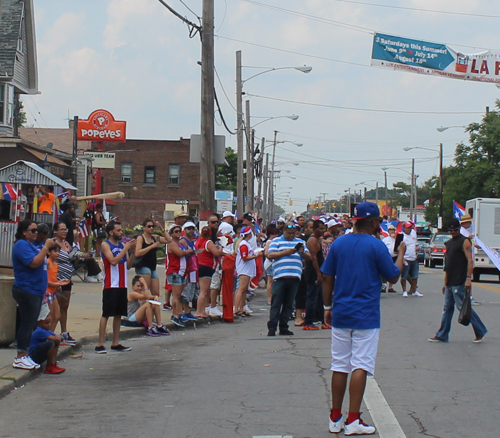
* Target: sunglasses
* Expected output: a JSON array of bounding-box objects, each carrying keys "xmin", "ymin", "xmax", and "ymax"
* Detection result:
[
  {"xmin": 286, "ymin": 225, "xmax": 297, "ymax": 229},
  {"xmin": 58, "ymin": 228, "xmax": 68, "ymax": 232},
  {"xmin": 449, "ymin": 227, "xmax": 459, "ymax": 232},
  {"xmin": 209, "ymin": 221, "xmax": 218, "ymax": 224},
  {"xmin": 185, "ymin": 227, "xmax": 195, "ymax": 230},
  {"xmin": 146, "ymin": 225, "xmax": 154, "ymax": 228},
  {"xmin": 27, "ymin": 228, "xmax": 38, "ymax": 233},
  {"xmin": 172, "ymin": 229, "xmax": 182, "ymax": 233}
]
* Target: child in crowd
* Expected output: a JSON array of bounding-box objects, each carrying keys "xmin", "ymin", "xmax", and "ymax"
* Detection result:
[
  {"xmin": 29, "ymin": 308, "xmax": 65, "ymax": 375},
  {"xmin": 45, "ymin": 244, "xmax": 70, "ymax": 332},
  {"xmin": 127, "ymin": 276, "xmax": 170, "ymax": 336}
]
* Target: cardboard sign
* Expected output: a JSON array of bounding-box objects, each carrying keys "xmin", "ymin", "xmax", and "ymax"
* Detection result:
[{"xmin": 78, "ymin": 110, "xmax": 126, "ymax": 142}]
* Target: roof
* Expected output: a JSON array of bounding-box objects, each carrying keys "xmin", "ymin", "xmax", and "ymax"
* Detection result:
[
  {"xmin": 18, "ymin": 127, "xmax": 91, "ymax": 154},
  {"xmin": 19, "ymin": 145, "xmax": 68, "ymax": 166},
  {"xmin": 0, "ymin": 160, "xmax": 77, "ymax": 189},
  {"xmin": 0, "ymin": 0, "xmax": 38, "ymax": 94}
]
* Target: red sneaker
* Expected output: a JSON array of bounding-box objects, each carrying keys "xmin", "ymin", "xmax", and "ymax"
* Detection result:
[
  {"xmin": 302, "ymin": 324, "xmax": 319, "ymax": 331},
  {"xmin": 44, "ymin": 364, "xmax": 65, "ymax": 374}
]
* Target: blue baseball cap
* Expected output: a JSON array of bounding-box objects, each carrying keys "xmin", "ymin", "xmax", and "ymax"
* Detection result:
[{"xmin": 352, "ymin": 202, "xmax": 380, "ymax": 220}]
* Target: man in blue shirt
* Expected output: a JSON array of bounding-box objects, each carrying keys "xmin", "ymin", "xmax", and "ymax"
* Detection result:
[
  {"xmin": 321, "ymin": 202, "xmax": 405, "ymax": 436},
  {"xmin": 267, "ymin": 223, "xmax": 311, "ymax": 336}
]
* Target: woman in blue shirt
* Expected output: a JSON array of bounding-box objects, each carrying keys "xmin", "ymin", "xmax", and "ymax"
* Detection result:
[{"xmin": 12, "ymin": 220, "xmax": 54, "ymax": 370}]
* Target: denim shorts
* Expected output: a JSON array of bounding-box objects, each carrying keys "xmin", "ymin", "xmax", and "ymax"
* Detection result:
[
  {"xmin": 167, "ymin": 273, "xmax": 187, "ymax": 286},
  {"xmin": 135, "ymin": 266, "xmax": 159, "ymax": 280},
  {"xmin": 402, "ymin": 259, "xmax": 419, "ymax": 280}
]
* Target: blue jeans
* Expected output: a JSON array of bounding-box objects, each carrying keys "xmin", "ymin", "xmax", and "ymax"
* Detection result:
[
  {"xmin": 435, "ymin": 284, "xmax": 487, "ymax": 342},
  {"xmin": 267, "ymin": 277, "xmax": 299, "ymax": 331},
  {"xmin": 12, "ymin": 284, "xmax": 43, "ymax": 353},
  {"xmin": 304, "ymin": 281, "xmax": 324, "ymax": 326}
]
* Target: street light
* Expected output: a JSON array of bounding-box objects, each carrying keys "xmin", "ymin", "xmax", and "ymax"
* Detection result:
[
  {"xmin": 236, "ymin": 50, "xmax": 312, "ymax": 214},
  {"xmin": 251, "ymin": 114, "xmax": 299, "ymax": 129},
  {"xmin": 404, "ymin": 145, "xmax": 443, "ymax": 229},
  {"xmin": 436, "ymin": 125, "xmax": 467, "ymax": 132}
]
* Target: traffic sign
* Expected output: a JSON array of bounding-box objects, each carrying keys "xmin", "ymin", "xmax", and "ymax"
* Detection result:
[{"xmin": 175, "ymin": 199, "xmax": 189, "ymax": 205}]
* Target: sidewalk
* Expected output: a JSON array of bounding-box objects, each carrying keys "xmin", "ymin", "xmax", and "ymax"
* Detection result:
[{"xmin": 0, "ymin": 267, "xmax": 242, "ymax": 398}]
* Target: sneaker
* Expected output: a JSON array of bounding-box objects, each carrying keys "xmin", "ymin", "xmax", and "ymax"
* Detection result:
[
  {"xmin": 329, "ymin": 414, "xmax": 345, "ymax": 434},
  {"xmin": 302, "ymin": 324, "xmax": 319, "ymax": 331},
  {"xmin": 162, "ymin": 302, "xmax": 172, "ymax": 311},
  {"xmin": 402, "ymin": 291, "xmax": 408, "ymax": 297},
  {"xmin": 388, "ymin": 288, "xmax": 396, "ymax": 293},
  {"xmin": 428, "ymin": 336, "xmax": 444, "ymax": 343},
  {"xmin": 13, "ymin": 356, "xmax": 36, "ymax": 370},
  {"xmin": 26, "ymin": 356, "xmax": 41, "ymax": 369},
  {"xmin": 61, "ymin": 332, "xmax": 77, "ymax": 346},
  {"xmin": 344, "ymin": 417, "xmax": 376, "ymax": 436},
  {"xmin": 44, "ymin": 364, "xmax": 65, "ymax": 374},
  {"xmin": 184, "ymin": 313, "xmax": 199, "ymax": 321},
  {"xmin": 86, "ymin": 276, "xmax": 98, "ymax": 283},
  {"xmin": 321, "ymin": 323, "xmax": 331, "ymax": 330},
  {"xmin": 243, "ymin": 305, "xmax": 253, "ymax": 314},
  {"xmin": 110, "ymin": 344, "xmax": 132, "ymax": 352},
  {"xmin": 179, "ymin": 313, "xmax": 191, "ymax": 322},
  {"xmin": 473, "ymin": 336, "xmax": 485, "ymax": 343},
  {"xmin": 267, "ymin": 329, "xmax": 276, "ymax": 336},
  {"xmin": 205, "ymin": 306, "xmax": 211, "ymax": 313},
  {"xmin": 156, "ymin": 325, "xmax": 170, "ymax": 335},
  {"xmin": 146, "ymin": 327, "xmax": 162, "ymax": 337},
  {"xmin": 95, "ymin": 345, "xmax": 107, "ymax": 354},
  {"xmin": 279, "ymin": 329, "xmax": 294, "ymax": 336},
  {"xmin": 246, "ymin": 291, "xmax": 255, "ymax": 297},
  {"xmin": 411, "ymin": 291, "xmax": 423, "ymax": 297},
  {"xmin": 209, "ymin": 306, "xmax": 223, "ymax": 317},
  {"xmin": 171, "ymin": 315, "xmax": 186, "ymax": 328}
]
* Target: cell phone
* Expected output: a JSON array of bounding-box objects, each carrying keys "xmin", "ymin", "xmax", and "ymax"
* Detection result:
[
  {"xmin": 294, "ymin": 242, "xmax": 303, "ymax": 251},
  {"xmin": 394, "ymin": 233, "xmax": 404, "ymax": 253}
]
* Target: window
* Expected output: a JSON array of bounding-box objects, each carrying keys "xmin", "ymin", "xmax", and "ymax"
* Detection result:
[
  {"xmin": 0, "ymin": 84, "xmax": 14, "ymax": 126},
  {"xmin": 121, "ymin": 163, "xmax": 132, "ymax": 183},
  {"xmin": 17, "ymin": 12, "xmax": 25, "ymax": 53},
  {"xmin": 168, "ymin": 164, "xmax": 180, "ymax": 185},
  {"xmin": 144, "ymin": 166, "xmax": 156, "ymax": 184}
]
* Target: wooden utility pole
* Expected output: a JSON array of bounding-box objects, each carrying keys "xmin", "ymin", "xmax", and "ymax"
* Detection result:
[
  {"xmin": 245, "ymin": 100, "xmax": 253, "ymax": 212},
  {"xmin": 438, "ymin": 142, "xmax": 443, "ymax": 230},
  {"xmin": 262, "ymin": 151, "xmax": 269, "ymax": 223},
  {"xmin": 200, "ymin": 0, "xmax": 215, "ymax": 216},
  {"xmin": 236, "ymin": 51, "xmax": 244, "ymax": 215}
]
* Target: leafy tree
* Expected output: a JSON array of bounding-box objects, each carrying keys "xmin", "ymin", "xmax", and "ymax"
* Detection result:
[
  {"xmin": 17, "ymin": 99, "xmax": 27, "ymax": 127},
  {"xmin": 215, "ymin": 147, "xmax": 245, "ymax": 193}
]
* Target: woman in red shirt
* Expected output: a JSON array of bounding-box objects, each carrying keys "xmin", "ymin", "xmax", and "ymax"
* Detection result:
[{"xmin": 195, "ymin": 226, "xmax": 223, "ymax": 318}]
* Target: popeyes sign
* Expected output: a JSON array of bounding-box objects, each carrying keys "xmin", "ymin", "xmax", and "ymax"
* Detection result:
[{"xmin": 77, "ymin": 110, "xmax": 126, "ymax": 142}]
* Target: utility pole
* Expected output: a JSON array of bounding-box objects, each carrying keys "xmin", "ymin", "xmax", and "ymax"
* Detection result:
[
  {"xmin": 384, "ymin": 170, "xmax": 388, "ymax": 217},
  {"xmin": 410, "ymin": 158, "xmax": 415, "ymax": 221},
  {"xmin": 438, "ymin": 142, "xmax": 443, "ymax": 230},
  {"xmin": 270, "ymin": 130, "xmax": 278, "ymax": 221},
  {"xmin": 200, "ymin": 0, "xmax": 215, "ymax": 215},
  {"xmin": 375, "ymin": 182, "xmax": 379, "ymax": 204},
  {"xmin": 256, "ymin": 136, "xmax": 265, "ymax": 218},
  {"xmin": 236, "ymin": 51, "xmax": 244, "ymax": 215},
  {"xmin": 245, "ymin": 100, "xmax": 253, "ymax": 212}
]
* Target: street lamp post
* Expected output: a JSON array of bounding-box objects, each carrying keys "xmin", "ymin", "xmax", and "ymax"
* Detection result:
[{"xmin": 235, "ymin": 51, "xmax": 312, "ymax": 214}]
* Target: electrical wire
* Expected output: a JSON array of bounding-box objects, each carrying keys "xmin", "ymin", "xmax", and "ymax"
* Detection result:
[
  {"xmin": 214, "ymin": 65, "xmax": 237, "ymax": 112},
  {"xmin": 157, "ymin": 0, "xmax": 201, "ymax": 38},
  {"xmin": 26, "ymin": 96, "xmax": 49, "ymax": 128},
  {"xmin": 214, "ymin": 89, "xmax": 237, "ymax": 135},
  {"xmin": 247, "ymin": 93, "xmax": 484, "ymax": 115}
]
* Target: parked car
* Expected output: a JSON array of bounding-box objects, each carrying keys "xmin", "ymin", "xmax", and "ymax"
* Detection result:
[
  {"xmin": 417, "ymin": 237, "xmax": 430, "ymax": 263},
  {"xmin": 424, "ymin": 233, "xmax": 452, "ymax": 268}
]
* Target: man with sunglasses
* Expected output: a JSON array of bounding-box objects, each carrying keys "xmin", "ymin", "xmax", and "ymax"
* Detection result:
[
  {"xmin": 267, "ymin": 222, "xmax": 311, "ymax": 336},
  {"xmin": 95, "ymin": 221, "xmax": 136, "ymax": 354},
  {"xmin": 428, "ymin": 218, "xmax": 487, "ymax": 344},
  {"xmin": 321, "ymin": 202, "xmax": 404, "ymax": 435}
]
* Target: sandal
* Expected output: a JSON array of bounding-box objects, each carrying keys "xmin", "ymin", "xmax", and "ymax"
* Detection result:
[
  {"xmin": 235, "ymin": 311, "xmax": 245, "ymax": 317},
  {"xmin": 294, "ymin": 321, "xmax": 304, "ymax": 327},
  {"xmin": 242, "ymin": 311, "xmax": 252, "ymax": 317}
]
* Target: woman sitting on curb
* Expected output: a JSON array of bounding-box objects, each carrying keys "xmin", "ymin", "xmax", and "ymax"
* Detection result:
[{"xmin": 127, "ymin": 276, "xmax": 170, "ymax": 337}]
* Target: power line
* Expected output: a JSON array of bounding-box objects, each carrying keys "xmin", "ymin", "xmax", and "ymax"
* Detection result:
[{"xmin": 247, "ymin": 93, "xmax": 484, "ymax": 115}]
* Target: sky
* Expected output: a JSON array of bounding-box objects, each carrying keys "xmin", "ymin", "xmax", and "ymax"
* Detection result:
[{"xmin": 24, "ymin": 0, "xmax": 500, "ymax": 215}]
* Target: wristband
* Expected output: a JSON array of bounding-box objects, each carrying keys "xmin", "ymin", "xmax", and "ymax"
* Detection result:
[{"xmin": 323, "ymin": 305, "xmax": 332, "ymax": 310}]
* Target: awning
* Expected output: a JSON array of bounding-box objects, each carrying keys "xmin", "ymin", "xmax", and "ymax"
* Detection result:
[{"xmin": 0, "ymin": 160, "xmax": 77, "ymax": 190}]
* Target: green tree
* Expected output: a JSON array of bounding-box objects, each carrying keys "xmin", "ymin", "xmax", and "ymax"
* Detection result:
[
  {"xmin": 215, "ymin": 147, "xmax": 245, "ymax": 193},
  {"xmin": 17, "ymin": 99, "xmax": 27, "ymax": 127}
]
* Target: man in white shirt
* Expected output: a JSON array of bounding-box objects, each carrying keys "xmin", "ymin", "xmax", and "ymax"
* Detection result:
[
  {"xmin": 400, "ymin": 221, "xmax": 423, "ymax": 297},
  {"xmin": 382, "ymin": 225, "xmax": 398, "ymax": 293},
  {"xmin": 218, "ymin": 211, "xmax": 235, "ymax": 236}
]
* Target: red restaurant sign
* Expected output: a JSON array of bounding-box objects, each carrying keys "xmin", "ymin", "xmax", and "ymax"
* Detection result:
[{"xmin": 77, "ymin": 109, "xmax": 126, "ymax": 142}]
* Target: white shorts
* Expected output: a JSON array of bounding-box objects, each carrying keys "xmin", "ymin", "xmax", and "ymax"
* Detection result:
[{"xmin": 330, "ymin": 327, "xmax": 379, "ymax": 376}]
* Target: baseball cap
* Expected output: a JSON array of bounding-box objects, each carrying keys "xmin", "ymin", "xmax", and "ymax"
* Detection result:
[
  {"xmin": 182, "ymin": 221, "xmax": 196, "ymax": 230},
  {"xmin": 243, "ymin": 212, "xmax": 255, "ymax": 222},
  {"xmin": 404, "ymin": 221, "xmax": 414, "ymax": 228},
  {"xmin": 448, "ymin": 218, "xmax": 460, "ymax": 230},
  {"xmin": 351, "ymin": 202, "xmax": 380, "ymax": 220},
  {"xmin": 240, "ymin": 226, "xmax": 253, "ymax": 236},
  {"xmin": 277, "ymin": 217, "xmax": 286, "ymax": 223},
  {"xmin": 327, "ymin": 218, "xmax": 341, "ymax": 228},
  {"xmin": 222, "ymin": 210, "xmax": 235, "ymax": 218},
  {"xmin": 174, "ymin": 210, "xmax": 188, "ymax": 219},
  {"xmin": 387, "ymin": 224, "xmax": 396, "ymax": 230}
]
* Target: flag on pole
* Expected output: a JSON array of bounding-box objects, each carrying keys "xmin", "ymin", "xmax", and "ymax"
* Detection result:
[
  {"xmin": 1, "ymin": 183, "xmax": 17, "ymax": 201},
  {"xmin": 78, "ymin": 219, "xmax": 89, "ymax": 238},
  {"xmin": 453, "ymin": 200, "xmax": 465, "ymax": 219}
]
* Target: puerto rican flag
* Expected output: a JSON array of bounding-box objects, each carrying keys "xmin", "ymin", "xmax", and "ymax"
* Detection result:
[
  {"xmin": 453, "ymin": 200, "xmax": 465, "ymax": 220},
  {"xmin": 2, "ymin": 183, "xmax": 17, "ymax": 201},
  {"xmin": 78, "ymin": 219, "xmax": 89, "ymax": 238}
]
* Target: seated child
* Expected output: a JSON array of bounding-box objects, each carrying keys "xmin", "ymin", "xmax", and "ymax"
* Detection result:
[
  {"xmin": 29, "ymin": 307, "xmax": 65, "ymax": 374},
  {"xmin": 127, "ymin": 276, "xmax": 170, "ymax": 336}
]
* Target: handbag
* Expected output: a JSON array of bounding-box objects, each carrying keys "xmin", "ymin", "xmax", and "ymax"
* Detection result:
[
  {"xmin": 458, "ymin": 287, "xmax": 472, "ymax": 326},
  {"xmin": 96, "ymin": 228, "xmax": 107, "ymax": 239}
]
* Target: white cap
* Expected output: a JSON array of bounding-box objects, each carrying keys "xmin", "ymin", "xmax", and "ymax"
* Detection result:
[
  {"xmin": 277, "ymin": 217, "xmax": 286, "ymax": 223},
  {"xmin": 222, "ymin": 210, "xmax": 235, "ymax": 218},
  {"xmin": 327, "ymin": 219, "xmax": 341, "ymax": 228},
  {"xmin": 182, "ymin": 221, "xmax": 196, "ymax": 230}
]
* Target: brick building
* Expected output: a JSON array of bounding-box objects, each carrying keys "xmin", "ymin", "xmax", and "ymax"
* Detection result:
[{"xmin": 93, "ymin": 138, "xmax": 200, "ymax": 227}]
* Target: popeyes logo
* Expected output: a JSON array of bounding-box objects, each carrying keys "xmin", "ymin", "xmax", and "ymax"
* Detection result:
[{"xmin": 77, "ymin": 109, "xmax": 126, "ymax": 142}]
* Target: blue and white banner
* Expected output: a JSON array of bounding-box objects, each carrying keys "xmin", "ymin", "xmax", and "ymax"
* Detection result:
[{"xmin": 372, "ymin": 33, "xmax": 500, "ymax": 84}]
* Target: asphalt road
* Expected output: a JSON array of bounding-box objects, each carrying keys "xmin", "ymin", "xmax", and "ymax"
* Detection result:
[{"xmin": 0, "ymin": 265, "xmax": 498, "ymax": 438}]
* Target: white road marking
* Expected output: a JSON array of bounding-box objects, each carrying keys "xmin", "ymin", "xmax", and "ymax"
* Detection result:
[{"xmin": 365, "ymin": 376, "xmax": 407, "ymax": 438}]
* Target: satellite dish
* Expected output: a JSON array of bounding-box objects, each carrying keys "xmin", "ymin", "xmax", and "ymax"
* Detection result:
[{"xmin": 47, "ymin": 142, "xmax": 53, "ymax": 149}]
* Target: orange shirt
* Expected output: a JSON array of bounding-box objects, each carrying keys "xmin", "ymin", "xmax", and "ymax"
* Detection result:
[
  {"xmin": 46, "ymin": 259, "xmax": 58, "ymax": 294},
  {"xmin": 39, "ymin": 192, "xmax": 55, "ymax": 214}
]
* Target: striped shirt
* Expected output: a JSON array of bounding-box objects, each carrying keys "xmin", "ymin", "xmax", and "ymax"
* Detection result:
[
  {"xmin": 57, "ymin": 246, "xmax": 74, "ymax": 280},
  {"xmin": 102, "ymin": 240, "xmax": 128, "ymax": 289},
  {"xmin": 268, "ymin": 235, "xmax": 309, "ymax": 280}
]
